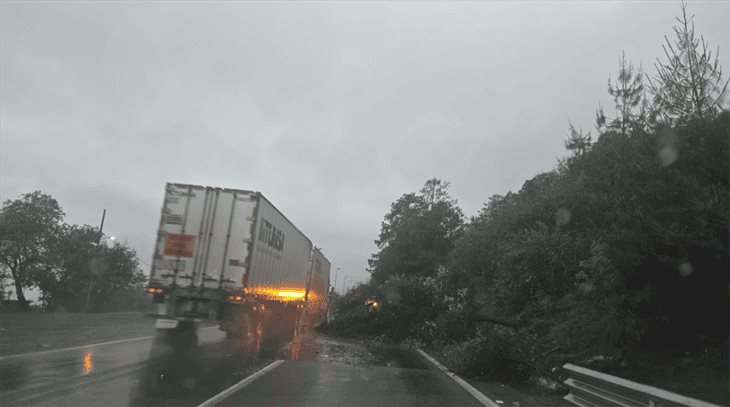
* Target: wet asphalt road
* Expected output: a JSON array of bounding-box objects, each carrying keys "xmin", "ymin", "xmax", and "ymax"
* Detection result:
[
  {"xmin": 218, "ymin": 334, "xmax": 485, "ymax": 407},
  {"xmin": 1, "ymin": 326, "xmax": 230, "ymax": 406},
  {"xmin": 1, "ymin": 328, "xmax": 489, "ymax": 407}
]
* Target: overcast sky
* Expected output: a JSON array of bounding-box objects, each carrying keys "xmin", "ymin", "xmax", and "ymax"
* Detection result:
[{"xmin": 1, "ymin": 1, "xmax": 728, "ymax": 292}]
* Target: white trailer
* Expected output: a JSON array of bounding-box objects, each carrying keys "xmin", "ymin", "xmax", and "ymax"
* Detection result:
[
  {"xmin": 305, "ymin": 247, "xmax": 331, "ymax": 325},
  {"xmin": 148, "ymin": 183, "xmax": 328, "ymax": 335}
]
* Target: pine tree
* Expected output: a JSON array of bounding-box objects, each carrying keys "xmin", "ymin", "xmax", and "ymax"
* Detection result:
[
  {"xmin": 564, "ymin": 122, "xmax": 592, "ymax": 156},
  {"xmin": 647, "ymin": 2, "xmax": 729, "ymax": 124},
  {"xmin": 596, "ymin": 52, "xmax": 649, "ymax": 135}
]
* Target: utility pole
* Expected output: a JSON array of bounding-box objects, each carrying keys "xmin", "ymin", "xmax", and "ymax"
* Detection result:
[
  {"xmin": 333, "ymin": 267, "xmax": 340, "ymax": 294},
  {"xmin": 97, "ymin": 209, "xmax": 106, "ymax": 244},
  {"xmin": 84, "ymin": 209, "xmax": 106, "ymax": 313}
]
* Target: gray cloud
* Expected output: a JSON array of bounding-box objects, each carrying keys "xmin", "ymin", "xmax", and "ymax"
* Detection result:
[{"xmin": 2, "ymin": 1, "xmax": 728, "ymax": 291}]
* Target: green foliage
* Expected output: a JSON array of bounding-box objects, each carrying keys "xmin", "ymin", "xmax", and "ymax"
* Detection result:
[
  {"xmin": 647, "ymin": 3, "xmax": 729, "ymax": 124},
  {"xmin": 327, "ymin": 272, "xmax": 474, "ymax": 346},
  {"xmin": 335, "ymin": 179, "xmax": 468, "ymax": 345},
  {"xmin": 564, "ymin": 123, "xmax": 592, "ymax": 156},
  {"xmin": 439, "ymin": 326, "xmax": 536, "ymax": 383},
  {"xmin": 332, "ymin": 4, "xmax": 728, "ymax": 388},
  {"xmin": 0, "ymin": 192, "xmax": 147, "ymax": 312},
  {"xmin": 46, "ymin": 224, "xmax": 146, "ymax": 312},
  {"xmin": 369, "ymin": 178, "xmax": 464, "ymax": 284},
  {"xmin": 325, "ymin": 282, "xmax": 381, "ymax": 337},
  {"xmin": 0, "ymin": 191, "xmax": 64, "ymax": 309},
  {"xmin": 596, "ymin": 51, "xmax": 650, "ymax": 134}
]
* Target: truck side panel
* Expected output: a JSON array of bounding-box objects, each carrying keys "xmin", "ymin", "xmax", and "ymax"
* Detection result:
[
  {"xmin": 307, "ymin": 248, "xmax": 331, "ymax": 325},
  {"xmin": 247, "ymin": 195, "xmax": 313, "ymax": 299}
]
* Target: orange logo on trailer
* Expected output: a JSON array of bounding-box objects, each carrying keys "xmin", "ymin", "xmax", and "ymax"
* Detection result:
[{"xmin": 164, "ymin": 234, "xmax": 195, "ymax": 257}]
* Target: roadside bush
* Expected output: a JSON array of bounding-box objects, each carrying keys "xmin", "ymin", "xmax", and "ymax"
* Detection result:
[
  {"xmin": 325, "ymin": 282, "xmax": 380, "ymax": 337},
  {"xmin": 439, "ymin": 326, "xmax": 536, "ymax": 383},
  {"xmin": 98, "ymin": 285, "xmax": 154, "ymax": 312}
]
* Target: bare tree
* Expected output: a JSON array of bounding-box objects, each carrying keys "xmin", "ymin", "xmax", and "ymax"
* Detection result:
[{"xmin": 647, "ymin": 2, "xmax": 729, "ymax": 124}]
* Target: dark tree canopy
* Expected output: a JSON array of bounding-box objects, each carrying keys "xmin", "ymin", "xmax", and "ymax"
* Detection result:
[
  {"xmin": 369, "ymin": 178, "xmax": 463, "ymax": 284},
  {"xmin": 331, "ymin": 5, "xmax": 729, "ymax": 394},
  {"xmin": 0, "ymin": 192, "xmax": 147, "ymax": 311},
  {"xmin": 0, "ymin": 191, "xmax": 64, "ymax": 308},
  {"xmin": 47, "ymin": 224, "xmax": 145, "ymax": 312}
]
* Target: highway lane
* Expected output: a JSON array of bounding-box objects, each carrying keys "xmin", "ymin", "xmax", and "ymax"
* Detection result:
[
  {"xmin": 213, "ymin": 334, "xmax": 488, "ymax": 407},
  {"xmin": 11, "ymin": 340, "xmax": 273, "ymax": 407},
  {"xmin": 1, "ymin": 326, "xmax": 229, "ymax": 406},
  {"xmin": 2, "ymin": 328, "xmax": 501, "ymax": 406}
]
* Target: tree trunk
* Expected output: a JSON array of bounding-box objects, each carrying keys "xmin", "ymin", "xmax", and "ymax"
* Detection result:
[{"xmin": 11, "ymin": 269, "xmax": 29, "ymax": 310}]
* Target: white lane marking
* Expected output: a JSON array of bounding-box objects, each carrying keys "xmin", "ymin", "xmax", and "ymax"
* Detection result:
[
  {"xmin": 0, "ymin": 326, "xmax": 219, "ymax": 361},
  {"xmin": 197, "ymin": 359, "xmax": 285, "ymax": 407},
  {"xmin": 417, "ymin": 349, "xmax": 501, "ymax": 407}
]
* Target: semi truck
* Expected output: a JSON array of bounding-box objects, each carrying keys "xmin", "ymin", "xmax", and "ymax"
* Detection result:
[{"xmin": 147, "ymin": 182, "xmax": 330, "ymax": 352}]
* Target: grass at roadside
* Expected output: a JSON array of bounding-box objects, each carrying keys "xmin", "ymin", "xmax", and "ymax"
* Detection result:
[{"xmin": 0, "ymin": 311, "xmax": 157, "ymax": 356}]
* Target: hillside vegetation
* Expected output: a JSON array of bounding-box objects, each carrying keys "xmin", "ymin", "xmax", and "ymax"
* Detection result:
[{"xmin": 325, "ymin": 4, "xmax": 729, "ymax": 404}]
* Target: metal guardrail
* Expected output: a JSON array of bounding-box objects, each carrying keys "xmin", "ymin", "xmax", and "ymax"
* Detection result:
[{"xmin": 562, "ymin": 363, "xmax": 726, "ymax": 407}]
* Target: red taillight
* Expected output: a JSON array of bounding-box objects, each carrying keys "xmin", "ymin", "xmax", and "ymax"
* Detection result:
[{"xmin": 147, "ymin": 287, "xmax": 163, "ymax": 294}]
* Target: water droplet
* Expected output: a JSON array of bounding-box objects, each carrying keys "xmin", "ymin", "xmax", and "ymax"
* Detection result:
[
  {"xmin": 555, "ymin": 208, "xmax": 571, "ymax": 226},
  {"xmin": 678, "ymin": 262, "xmax": 693, "ymax": 277},
  {"xmin": 658, "ymin": 146, "xmax": 678, "ymax": 167}
]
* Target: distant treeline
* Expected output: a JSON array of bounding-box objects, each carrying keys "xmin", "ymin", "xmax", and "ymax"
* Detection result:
[
  {"xmin": 326, "ymin": 2, "xmax": 729, "ymax": 392},
  {"xmin": 0, "ymin": 192, "xmax": 148, "ymax": 312}
]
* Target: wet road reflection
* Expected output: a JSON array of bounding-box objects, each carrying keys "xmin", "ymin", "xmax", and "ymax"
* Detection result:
[
  {"xmin": 83, "ymin": 351, "xmax": 93, "ymax": 375},
  {"xmin": 1, "ymin": 322, "xmax": 492, "ymax": 407},
  {"xmin": 216, "ymin": 333, "xmax": 483, "ymax": 407},
  {"xmin": 1, "ymin": 309, "xmax": 316, "ymax": 407},
  {"xmin": 0, "ymin": 326, "xmax": 228, "ymax": 406}
]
